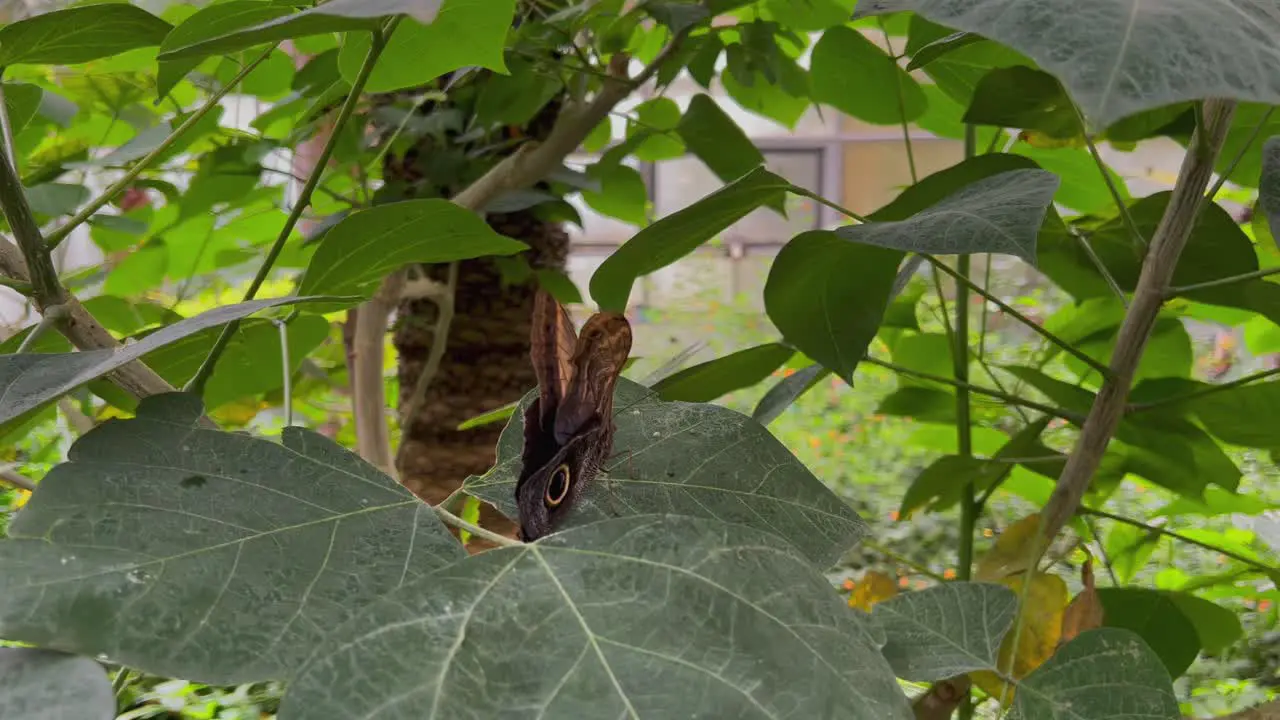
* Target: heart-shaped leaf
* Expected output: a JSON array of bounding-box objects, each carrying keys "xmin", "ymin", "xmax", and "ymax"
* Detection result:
[
  {"xmin": 0, "ymin": 4, "xmax": 171, "ymax": 66},
  {"xmin": 589, "ymin": 167, "xmax": 790, "ymax": 311},
  {"xmin": 1011, "ymin": 628, "xmax": 1178, "ymax": 719},
  {"xmin": 0, "ymin": 296, "xmax": 341, "ymax": 426},
  {"xmin": 856, "ymin": 0, "xmax": 1280, "ymax": 128},
  {"xmin": 280, "ymin": 515, "xmax": 914, "ymax": 720},
  {"xmin": 1095, "ymin": 588, "xmax": 1235, "ymax": 679},
  {"xmin": 0, "ymin": 394, "xmax": 462, "ymax": 684},
  {"xmin": 297, "ymin": 199, "xmax": 528, "ymax": 308},
  {"xmin": 871, "ymin": 582, "xmax": 1018, "ymax": 681},
  {"xmin": 835, "ymin": 169, "xmax": 1058, "ymax": 263},
  {"xmin": 812, "ymin": 25, "xmax": 927, "ymax": 125},
  {"xmin": 466, "ymin": 377, "xmax": 868, "ymax": 567},
  {"xmin": 764, "ymin": 230, "xmax": 904, "ymax": 383},
  {"xmin": 652, "ymin": 342, "xmax": 794, "ymax": 403},
  {"xmin": 0, "ymin": 648, "xmax": 113, "ymax": 720},
  {"xmin": 677, "ymin": 94, "xmax": 769, "ymax": 193}
]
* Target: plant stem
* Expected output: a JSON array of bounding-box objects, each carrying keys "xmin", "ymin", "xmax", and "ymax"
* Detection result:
[
  {"xmin": 1071, "ymin": 227, "xmax": 1129, "ymax": 306},
  {"xmin": 45, "ymin": 46, "xmax": 277, "ymax": 250},
  {"xmin": 926, "ymin": 256, "xmax": 1112, "ymax": 377},
  {"xmin": 394, "ymin": 263, "xmax": 458, "ymax": 470},
  {"xmin": 1080, "ymin": 507, "xmax": 1278, "ymax": 576},
  {"xmin": 1078, "ymin": 116, "xmax": 1145, "ymax": 248},
  {"xmin": 1128, "ymin": 366, "xmax": 1280, "ymax": 412},
  {"xmin": 863, "ymin": 355, "xmax": 1082, "ymax": 422},
  {"xmin": 1166, "ymin": 265, "xmax": 1280, "ymax": 296},
  {"xmin": 862, "ymin": 539, "xmax": 947, "ymax": 582},
  {"xmin": 433, "ymin": 503, "xmax": 520, "ymax": 547},
  {"xmin": 954, "ymin": 123, "xmax": 979, "ymax": 720},
  {"xmin": 185, "ymin": 24, "xmax": 395, "ymax": 397},
  {"xmin": 15, "ymin": 304, "xmax": 68, "ymax": 352},
  {"xmin": 1036, "ymin": 98, "xmax": 1237, "ymax": 564}
]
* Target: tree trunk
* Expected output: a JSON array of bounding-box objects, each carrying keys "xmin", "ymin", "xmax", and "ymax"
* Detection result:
[{"xmin": 393, "ymin": 211, "xmax": 569, "ymax": 540}]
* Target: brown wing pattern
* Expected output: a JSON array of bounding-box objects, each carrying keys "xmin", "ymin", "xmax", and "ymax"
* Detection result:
[
  {"xmin": 529, "ymin": 289, "xmax": 579, "ymax": 427},
  {"xmin": 554, "ymin": 311, "xmax": 632, "ymax": 444}
]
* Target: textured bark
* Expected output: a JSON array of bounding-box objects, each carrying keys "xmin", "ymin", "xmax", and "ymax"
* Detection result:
[{"xmin": 393, "ymin": 211, "xmax": 569, "ymax": 539}]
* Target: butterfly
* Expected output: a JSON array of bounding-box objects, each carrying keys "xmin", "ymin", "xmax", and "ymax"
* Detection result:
[{"xmin": 515, "ymin": 290, "xmax": 633, "ymax": 541}]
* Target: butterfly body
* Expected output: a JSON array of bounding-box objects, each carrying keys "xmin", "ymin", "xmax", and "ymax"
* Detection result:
[{"xmin": 515, "ymin": 291, "xmax": 632, "ymax": 541}]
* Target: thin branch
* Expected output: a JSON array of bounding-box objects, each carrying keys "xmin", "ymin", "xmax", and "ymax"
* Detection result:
[
  {"xmin": 433, "ymin": 503, "xmax": 521, "ymax": 547},
  {"xmin": 862, "ymin": 356, "xmax": 1082, "ymax": 421},
  {"xmin": 56, "ymin": 398, "xmax": 94, "ymax": 435},
  {"xmin": 1079, "ymin": 119, "xmax": 1146, "ymax": 249},
  {"xmin": 0, "ymin": 465, "xmax": 35, "ymax": 492},
  {"xmin": 45, "ymin": 46, "xmax": 278, "ymax": 250},
  {"xmin": 926, "ymin": 256, "xmax": 1113, "ymax": 377},
  {"xmin": 1207, "ymin": 106, "xmax": 1274, "ymax": 201},
  {"xmin": 1071, "ymin": 227, "xmax": 1129, "ymax": 307},
  {"xmin": 15, "ymin": 303, "xmax": 68, "ymax": 352},
  {"xmin": 351, "ymin": 271, "xmax": 402, "ymax": 476},
  {"xmin": 184, "ymin": 23, "xmax": 395, "ymax": 397},
  {"xmin": 1128, "ymin": 366, "xmax": 1280, "ymax": 413},
  {"xmin": 1166, "ymin": 265, "xmax": 1280, "ymax": 296},
  {"xmin": 861, "ymin": 539, "xmax": 948, "ymax": 582},
  {"xmin": 1036, "ymin": 98, "xmax": 1238, "ymax": 557},
  {"xmin": 1081, "ymin": 506, "xmax": 1278, "ymax": 576},
  {"xmin": 393, "ymin": 263, "xmax": 458, "ymax": 469}
]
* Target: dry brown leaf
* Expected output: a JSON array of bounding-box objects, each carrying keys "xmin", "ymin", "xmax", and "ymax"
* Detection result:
[
  {"xmin": 848, "ymin": 570, "xmax": 899, "ymax": 611},
  {"xmin": 970, "ymin": 570, "xmax": 1069, "ymax": 704},
  {"xmin": 1059, "ymin": 555, "xmax": 1105, "ymax": 645},
  {"xmin": 975, "ymin": 513, "xmax": 1043, "ymax": 581}
]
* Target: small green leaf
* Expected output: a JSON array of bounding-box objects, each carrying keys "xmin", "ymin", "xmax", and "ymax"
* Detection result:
[
  {"xmin": 0, "ymin": 394, "xmax": 462, "ymax": 684},
  {"xmin": 0, "ymin": 648, "xmax": 113, "ymax": 720},
  {"xmin": 2, "ymin": 83, "xmax": 44, "ymax": 135},
  {"xmin": 677, "ymin": 94, "xmax": 771, "ymax": 202},
  {"xmin": 751, "ymin": 363, "xmax": 830, "ymax": 426},
  {"xmin": 835, "ymin": 169, "xmax": 1058, "ymax": 263},
  {"xmin": 456, "ymin": 400, "xmax": 518, "ymax": 431},
  {"xmin": 467, "ymin": 378, "xmax": 868, "ymax": 567},
  {"xmin": 900, "ymin": 419, "xmax": 1051, "ymax": 517},
  {"xmin": 811, "ymin": 25, "xmax": 926, "ymax": 125},
  {"xmin": 1011, "ymin": 629, "xmax": 1178, "ymax": 719},
  {"xmin": 24, "ymin": 182, "xmax": 89, "ymax": 217},
  {"xmin": 1095, "ymin": 588, "xmax": 1201, "ymax": 678},
  {"xmin": 1161, "ymin": 592, "xmax": 1243, "ymax": 654},
  {"xmin": 0, "ymin": 297, "xmax": 338, "ymax": 426},
  {"xmin": 963, "ymin": 66, "xmax": 1082, "ymax": 139},
  {"xmin": 0, "ymin": 4, "xmax": 171, "ymax": 66},
  {"xmin": 905, "ymin": 30, "xmax": 981, "ymax": 70},
  {"xmin": 582, "ymin": 163, "xmax": 649, "ymax": 225},
  {"xmin": 653, "ymin": 342, "xmax": 794, "ymax": 402},
  {"xmin": 297, "ymin": 199, "xmax": 527, "ymax": 308},
  {"xmin": 872, "ymin": 582, "xmax": 1017, "ymax": 681},
  {"xmin": 630, "ymin": 97, "xmax": 684, "ymax": 161},
  {"xmin": 589, "ymin": 166, "xmax": 789, "ymax": 311},
  {"xmin": 1259, "ymin": 136, "xmax": 1280, "ymax": 249},
  {"xmin": 337, "ymin": 0, "xmax": 516, "ymax": 94},
  {"xmin": 281, "ymin": 515, "xmax": 913, "ymax": 720},
  {"xmin": 156, "ymin": 1, "xmax": 398, "ymax": 60},
  {"xmin": 764, "ymin": 230, "xmax": 903, "ymax": 382}
]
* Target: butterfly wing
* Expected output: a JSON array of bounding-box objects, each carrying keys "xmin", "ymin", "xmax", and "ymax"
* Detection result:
[
  {"xmin": 529, "ymin": 289, "xmax": 578, "ymax": 429},
  {"xmin": 553, "ymin": 311, "xmax": 632, "ymax": 445}
]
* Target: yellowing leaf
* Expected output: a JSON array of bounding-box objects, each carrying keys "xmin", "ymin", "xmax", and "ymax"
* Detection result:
[
  {"xmin": 976, "ymin": 513, "xmax": 1043, "ymax": 581},
  {"xmin": 1059, "ymin": 555, "xmax": 1104, "ymax": 645},
  {"xmin": 848, "ymin": 570, "xmax": 899, "ymax": 611},
  {"xmin": 10, "ymin": 489, "xmax": 30, "ymax": 508},
  {"xmin": 971, "ymin": 571, "xmax": 1069, "ymax": 704}
]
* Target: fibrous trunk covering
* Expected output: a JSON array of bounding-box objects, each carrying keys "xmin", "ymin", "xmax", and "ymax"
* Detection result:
[{"xmin": 393, "ymin": 211, "xmax": 570, "ymax": 541}]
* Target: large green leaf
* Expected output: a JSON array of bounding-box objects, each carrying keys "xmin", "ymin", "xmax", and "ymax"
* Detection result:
[
  {"xmin": 835, "ymin": 169, "xmax": 1058, "ymax": 263},
  {"xmin": 866, "ymin": 153, "xmax": 1042, "ymax": 222},
  {"xmin": 0, "ymin": 297, "xmax": 339, "ymax": 426},
  {"xmin": 903, "ymin": 16, "xmax": 1032, "ymax": 106},
  {"xmin": 764, "ymin": 231, "xmax": 904, "ymax": 383},
  {"xmin": 0, "ymin": 394, "xmax": 462, "ymax": 684},
  {"xmin": 1011, "ymin": 629, "xmax": 1179, "ymax": 719},
  {"xmin": 466, "ymin": 378, "xmax": 868, "ymax": 567},
  {"xmin": 964, "ymin": 66, "xmax": 1081, "ymax": 138},
  {"xmin": 1039, "ymin": 193, "xmax": 1280, "ymax": 325},
  {"xmin": 1095, "ymin": 588, "xmax": 1200, "ymax": 678},
  {"xmin": 856, "ymin": 0, "xmax": 1280, "ymax": 128},
  {"xmin": 652, "ymin": 342, "xmax": 794, "ymax": 402},
  {"xmin": 280, "ymin": 515, "xmax": 914, "ymax": 720},
  {"xmin": 1181, "ymin": 379, "xmax": 1280, "ymax": 449},
  {"xmin": 811, "ymin": 25, "xmax": 926, "ymax": 125},
  {"xmin": 157, "ymin": 1, "xmax": 295, "ymax": 98},
  {"xmin": 0, "ymin": 4, "xmax": 171, "ymax": 66},
  {"xmin": 0, "ymin": 648, "xmax": 113, "ymax": 720},
  {"xmin": 677, "ymin": 94, "xmax": 769, "ymax": 194},
  {"xmin": 155, "ymin": 0, "xmax": 402, "ymax": 60},
  {"xmin": 297, "ymin": 199, "xmax": 527, "ymax": 308},
  {"xmin": 589, "ymin": 167, "xmax": 790, "ymax": 311},
  {"xmin": 872, "ymin": 582, "xmax": 1017, "ymax": 681},
  {"xmin": 336, "ymin": 0, "xmax": 516, "ymax": 93}
]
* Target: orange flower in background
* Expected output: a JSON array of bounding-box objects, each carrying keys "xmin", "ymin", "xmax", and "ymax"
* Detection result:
[
  {"xmin": 1260, "ymin": 600, "xmax": 1272, "ymax": 612},
  {"xmin": 888, "ymin": 510, "xmax": 899, "ymax": 521},
  {"xmin": 808, "ymin": 437, "xmax": 820, "ymax": 449},
  {"xmin": 943, "ymin": 568, "xmax": 957, "ymax": 580},
  {"xmin": 783, "ymin": 368, "xmax": 796, "ymax": 377}
]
